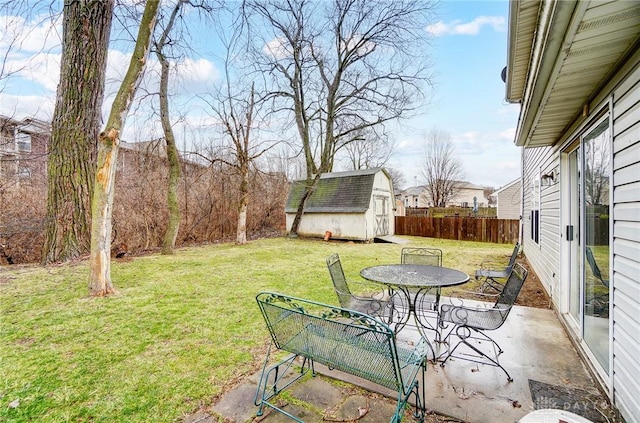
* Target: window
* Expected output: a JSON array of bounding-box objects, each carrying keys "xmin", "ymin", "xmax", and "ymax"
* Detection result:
[
  {"xmin": 18, "ymin": 166, "xmax": 31, "ymax": 179},
  {"xmin": 531, "ymin": 177, "xmax": 540, "ymax": 244},
  {"xmin": 15, "ymin": 132, "xmax": 31, "ymax": 152},
  {"xmin": 0, "ymin": 154, "xmax": 18, "ymax": 178}
]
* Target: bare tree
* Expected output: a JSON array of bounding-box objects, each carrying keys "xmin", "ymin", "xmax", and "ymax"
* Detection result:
[
  {"xmin": 584, "ymin": 126, "xmax": 610, "ymax": 206},
  {"xmin": 249, "ymin": 0, "xmax": 434, "ymax": 236},
  {"xmin": 203, "ymin": 9, "xmax": 277, "ymax": 245},
  {"xmin": 153, "ymin": 1, "xmax": 184, "ymax": 255},
  {"xmin": 419, "ymin": 129, "xmax": 465, "ymax": 207},
  {"xmin": 386, "ymin": 166, "xmax": 406, "ymax": 194},
  {"xmin": 89, "ymin": 1, "xmax": 160, "ymax": 296},
  {"xmin": 41, "ymin": 0, "xmax": 114, "ymax": 264},
  {"xmin": 483, "ymin": 186, "xmax": 496, "ymax": 207},
  {"xmin": 341, "ymin": 129, "xmax": 394, "ymax": 171}
]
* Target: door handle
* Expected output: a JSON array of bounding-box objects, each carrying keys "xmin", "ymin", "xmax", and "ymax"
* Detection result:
[{"xmin": 566, "ymin": 225, "xmax": 574, "ymax": 241}]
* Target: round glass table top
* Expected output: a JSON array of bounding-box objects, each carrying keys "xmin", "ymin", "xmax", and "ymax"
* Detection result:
[{"xmin": 360, "ymin": 264, "xmax": 470, "ymax": 288}]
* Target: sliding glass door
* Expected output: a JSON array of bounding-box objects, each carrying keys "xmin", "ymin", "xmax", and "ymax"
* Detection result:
[
  {"xmin": 566, "ymin": 117, "xmax": 611, "ymax": 374},
  {"xmin": 582, "ymin": 119, "xmax": 610, "ymax": 371}
]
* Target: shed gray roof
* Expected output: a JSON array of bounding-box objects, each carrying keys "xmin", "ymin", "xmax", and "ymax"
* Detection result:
[{"xmin": 285, "ymin": 168, "xmax": 386, "ymax": 213}]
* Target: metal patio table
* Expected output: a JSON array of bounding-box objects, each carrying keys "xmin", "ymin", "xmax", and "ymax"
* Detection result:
[{"xmin": 360, "ymin": 264, "xmax": 470, "ymax": 340}]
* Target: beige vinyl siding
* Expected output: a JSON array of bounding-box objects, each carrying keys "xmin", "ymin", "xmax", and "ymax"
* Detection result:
[
  {"xmin": 496, "ymin": 180, "xmax": 521, "ymax": 220},
  {"xmin": 611, "ymin": 61, "xmax": 640, "ymax": 423}
]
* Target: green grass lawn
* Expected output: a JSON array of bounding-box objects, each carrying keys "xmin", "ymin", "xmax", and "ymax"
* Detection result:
[{"xmin": 0, "ymin": 236, "xmax": 512, "ymax": 422}]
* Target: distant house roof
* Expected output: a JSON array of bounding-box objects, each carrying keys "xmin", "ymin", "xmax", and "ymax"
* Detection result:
[
  {"xmin": 455, "ymin": 181, "xmax": 484, "ymax": 190},
  {"xmin": 397, "ymin": 186, "xmax": 425, "ymax": 197},
  {"xmin": 285, "ymin": 168, "xmax": 388, "ymax": 213}
]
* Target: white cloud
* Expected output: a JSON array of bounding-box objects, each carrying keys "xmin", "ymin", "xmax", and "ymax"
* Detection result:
[
  {"xmin": 425, "ymin": 16, "xmax": 506, "ymax": 37},
  {"xmin": 175, "ymin": 57, "xmax": 220, "ymax": 84},
  {"xmin": 389, "ymin": 126, "xmax": 521, "ymax": 188},
  {"xmin": 262, "ymin": 37, "xmax": 292, "ymax": 59},
  {"xmin": 0, "ymin": 14, "xmax": 61, "ymax": 53},
  {"xmin": 0, "ymin": 92, "xmax": 55, "ymax": 120}
]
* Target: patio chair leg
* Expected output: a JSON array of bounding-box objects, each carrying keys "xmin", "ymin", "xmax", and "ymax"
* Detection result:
[{"xmin": 439, "ymin": 327, "xmax": 513, "ymax": 382}]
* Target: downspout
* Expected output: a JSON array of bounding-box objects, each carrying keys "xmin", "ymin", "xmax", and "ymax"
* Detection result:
[{"xmin": 519, "ymin": 145, "xmax": 525, "ymax": 248}]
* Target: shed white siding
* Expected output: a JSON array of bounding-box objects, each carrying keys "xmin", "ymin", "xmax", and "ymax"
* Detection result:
[{"xmin": 611, "ymin": 61, "xmax": 640, "ymax": 423}]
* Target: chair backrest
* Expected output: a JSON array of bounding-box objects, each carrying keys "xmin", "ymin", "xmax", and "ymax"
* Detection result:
[
  {"xmin": 256, "ymin": 292, "xmax": 417, "ymax": 393},
  {"xmin": 326, "ymin": 253, "xmax": 352, "ymax": 307},
  {"xmin": 401, "ymin": 247, "xmax": 442, "ymax": 267},
  {"xmin": 505, "ymin": 242, "xmax": 520, "ymax": 271},
  {"xmin": 586, "ymin": 246, "xmax": 609, "ymax": 288},
  {"xmin": 495, "ymin": 262, "xmax": 528, "ymax": 308}
]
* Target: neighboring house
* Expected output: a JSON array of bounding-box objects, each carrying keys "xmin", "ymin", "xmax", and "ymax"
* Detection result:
[
  {"xmin": 397, "ymin": 181, "xmax": 486, "ymax": 209},
  {"xmin": 493, "ymin": 179, "xmax": 521, "ymax": 220},
  {"xmin": 285, "ymin": 168, "xmax": 395, "ymax": 241},
  {"xmin": 506, "ymin": 1, "xmax": 640, "ymax": 421},
  {"xmin": 450, "ymin": 181, "xmax": 486, "ymax": 208},
  {"xmin": 397, "ymin": 185, "xmax": 428, "ymax": 209},
  {"xmin": 0, "ymin": 115, "xmax": 49, "ymax": 188}
]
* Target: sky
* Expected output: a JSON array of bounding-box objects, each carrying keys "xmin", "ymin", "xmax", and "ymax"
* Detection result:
[
  {"xmin": 388, "ymin": 0, "xmax": 521, "ymax": 190},
  {"xmin": 0, "ymin": 0, "xmax": 521, "ymax": 190}
]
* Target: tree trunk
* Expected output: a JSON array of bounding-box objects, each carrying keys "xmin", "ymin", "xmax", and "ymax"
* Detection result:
[
  {"xmin": 88, "ymin": 0, "xmax": 160, "ymax": 296},
  {"xmin": 156, "ymin": 1, "xmax": 183, "ymax": 255},
  {"xmin": 236, "ymin": 167, "xmax": 248, "ymax": 244},
  {"xmin": 288, "ymin": 174, "xmax": 320, "ymax": 237},
  {"xmin": 42, "ymin": 0, "xmax": 114, "ymax": 264},
  {"xmin": 158, "ymin": 57, "xmax": 181, "ymax": 254}
]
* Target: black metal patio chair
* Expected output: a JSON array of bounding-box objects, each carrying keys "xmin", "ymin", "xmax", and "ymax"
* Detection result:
[
  {"xmin": 474, "ymin": 242, "xmax": 520, "ymax": 293},
  {"xmin": 585, "ymin": 246, "xmax": 609, "ymax": 288},
  {"xmin": 438, "ymin": 262, "xmax": 528, "ymax": 381},
  {"xmin": 585, "ymin": 246, "xmax": 609, "ymax": 316},
  {"xmin": 326, "ymin": 253, "xmax": 390, "ymax": 318}
]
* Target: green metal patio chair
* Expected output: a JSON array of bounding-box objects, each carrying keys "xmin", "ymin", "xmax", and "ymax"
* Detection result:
[
  {"xmin": 398, "ymin": 247, "xmax": 443, "ymax": 333},
  {"xmin": 326, "ymin": 253, "xmax": 390, "ymax": 318}
]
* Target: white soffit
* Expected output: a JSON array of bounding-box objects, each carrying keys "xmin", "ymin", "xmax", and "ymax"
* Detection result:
[{"xmin": 514, "ymin": 0, "xmax": 640, "ymax": 147}]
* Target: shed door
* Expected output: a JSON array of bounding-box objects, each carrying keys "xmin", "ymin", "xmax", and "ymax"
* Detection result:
[{"xmin": 374, "ymin": 195, "xmax": 389, "ymax": 236}]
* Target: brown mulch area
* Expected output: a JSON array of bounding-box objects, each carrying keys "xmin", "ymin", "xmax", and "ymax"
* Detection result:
[
  {"xmin": 454, "ymin": 255, "xmax": 552, "ymax": 310},
  {"xmin": 513, "ymin": 256, "xmax": 552, "ymax": 309}
]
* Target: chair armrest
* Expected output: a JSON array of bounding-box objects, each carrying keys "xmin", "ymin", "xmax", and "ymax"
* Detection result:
[
  {"xmin": 475, "ymin": 266, "xmax": 510, "ymax": 279},
  {"xmin": 346, "ymin": 280, "xmax": 391, "ymax": 299}
]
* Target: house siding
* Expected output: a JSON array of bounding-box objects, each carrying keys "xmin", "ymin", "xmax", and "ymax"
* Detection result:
[
  {"xmin": 521, "ymin": 58, "xmax": 640, "ymax": 422},
  {"xmin": 522, "ymin": 146, "xmax": 560, "ymax": 298},
  {"xmin": 611, "ymin": 61, "xmax": 640, "ymax": 423},
  {"xmin": 495, "ymin": 180, "xmax": 521, "ymax": 220}
]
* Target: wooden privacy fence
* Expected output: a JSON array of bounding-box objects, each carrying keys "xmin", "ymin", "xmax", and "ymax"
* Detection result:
[{"xmin": 395, "ymin": 216, "xmax": 520, "ymax": 244}]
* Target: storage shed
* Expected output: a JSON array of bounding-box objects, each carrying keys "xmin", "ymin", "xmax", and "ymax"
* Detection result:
[{"xmin": 285, "ymin": 168, "xmax": 395, "ymax": 241}]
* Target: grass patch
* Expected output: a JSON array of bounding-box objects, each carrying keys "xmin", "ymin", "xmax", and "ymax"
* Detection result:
[{"xmin": 0, "ymin": 236, "xmax": 512, "ymax": 422}]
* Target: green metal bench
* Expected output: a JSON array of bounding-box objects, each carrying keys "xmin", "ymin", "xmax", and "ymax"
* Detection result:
[{"xmin": 255, "ymin": 292, "xmax": 428, "ymax": 423}]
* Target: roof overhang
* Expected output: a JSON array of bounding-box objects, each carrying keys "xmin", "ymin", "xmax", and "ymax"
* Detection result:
[{"xmin": 506, "ymin": 0, "xmax": 640, "ymax": 147}]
